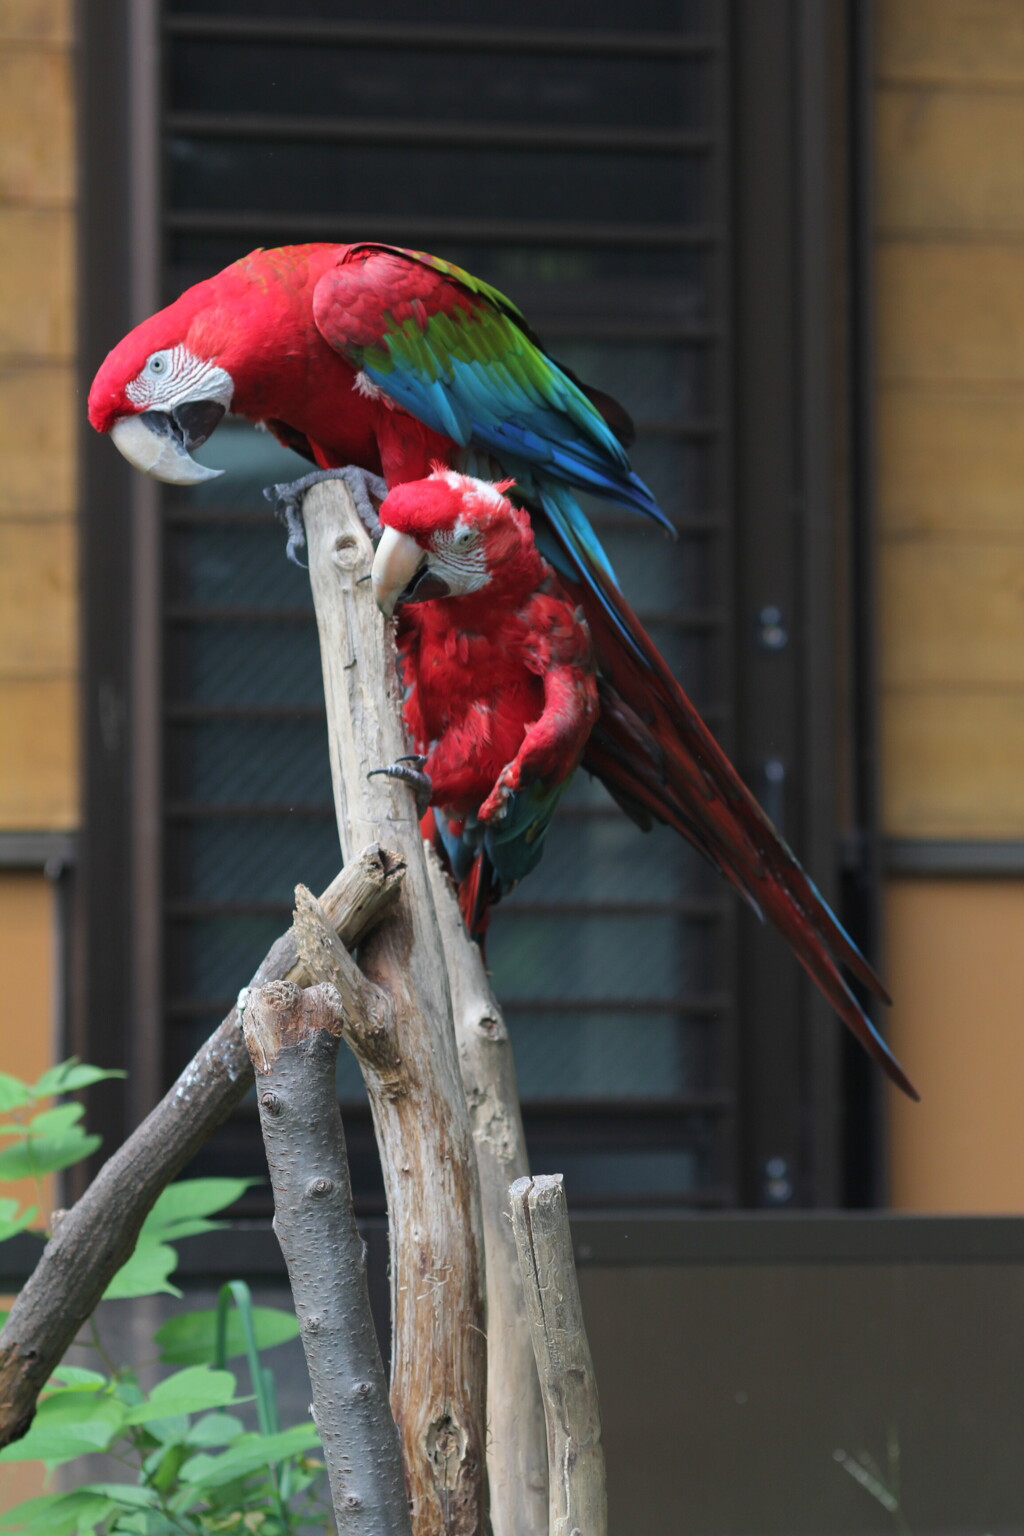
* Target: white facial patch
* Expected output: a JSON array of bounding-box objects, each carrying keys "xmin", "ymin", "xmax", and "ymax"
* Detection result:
[
  {"xmin": 126, "ymin": 345, "xmax": 233, "ymax": 413},
  {"xmin": 428, "ymin": 516, "xmax": 490, "ymax": 596}
]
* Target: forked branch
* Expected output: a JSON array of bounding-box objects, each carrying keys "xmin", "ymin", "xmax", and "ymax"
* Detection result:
[{"xmin": 0, "ymin": 844, "xmax": 404, "ymax": 1448}]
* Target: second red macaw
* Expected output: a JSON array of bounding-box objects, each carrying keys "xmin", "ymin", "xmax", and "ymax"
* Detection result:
[{"xmin": 368, "ymin": 467, "xmax": 599, "ymax": 931}]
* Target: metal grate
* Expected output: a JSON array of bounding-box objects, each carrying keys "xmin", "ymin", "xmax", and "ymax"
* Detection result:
[{"xmin": 157, "ymin": 0, "xmax": 738, "ymax": 1208}]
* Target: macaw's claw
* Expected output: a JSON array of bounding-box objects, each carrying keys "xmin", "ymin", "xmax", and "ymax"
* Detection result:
[
  {"xmin": 478, "ymin": 775, "xmax": 515, "ymax": 824},
  {"xmin": 263, "ymin": 465, "xmax": 389, "ymax": 563},
  {"xmin": 367, "ymin": 760, "xmax": 433, "ymax": 818}
]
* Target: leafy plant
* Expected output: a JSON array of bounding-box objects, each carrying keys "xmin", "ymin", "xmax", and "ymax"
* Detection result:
[{"xmin": 0, "ymin": 1061, "xmax": 331, "ymax": 1534}]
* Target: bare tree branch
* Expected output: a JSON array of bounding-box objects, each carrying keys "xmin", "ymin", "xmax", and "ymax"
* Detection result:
[{"xmin": 243, "ymin": 981, "xmax": 413, "ymax": 1536}]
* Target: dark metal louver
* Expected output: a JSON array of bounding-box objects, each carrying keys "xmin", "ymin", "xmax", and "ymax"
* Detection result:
[{"xmin": 157, "ymin": 0, "xmax": 738, "ymax": 1209}]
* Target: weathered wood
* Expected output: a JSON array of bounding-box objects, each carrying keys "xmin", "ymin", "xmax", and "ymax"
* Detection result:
[
  {"xmin": 882, "ymin": 690, "xmax": 1024, "ymax": 838},
  {"xmin": 424, "ymin": 850, "xmax": 547, "ymax": 1536},
  {"xmin": 302, "ymin": 480, "xmax": 488, "ymax": 1536},
  {"xmin": 242, "ymin": 981, "xmax": 413, "ymax": 1536},
  {"xmin": 877, "ymin": 386, "xmax": 1024, "ymax": 536},
  {"xmin": 876, "ymin": 88, "xmax": 1024, "ymax": 237},
  {"xmin": 877, "ymin": 244, "xmax": 1024, "ymax": 385},
  {"xmin": 292, "ymin": 883, "xmax": 401, "ymax": 1083},
  {"xmin": 881, "ymin": 540, "xmax": 1024, "ymax": 689},
  {"xmin": 0, "ymin": 844, "xmax": 404, "ymax": 1449},
  {"xmin": 876, "ymin": 0, "xmax": 1024, "ymax": 86},
  {"xmin": 511, "ymin": 1175, "xmax": 607, "ymax": 1536}
]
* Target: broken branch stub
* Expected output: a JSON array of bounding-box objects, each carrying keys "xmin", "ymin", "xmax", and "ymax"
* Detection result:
[
  {"xmin": 0, "ymin": 843, "xmax": 404, "ymax": 1450},
  {"xmin": 302, "ymin": 479, "xmax": 488, "ymax": 1536},
  {"xmin": 242, "ymin": 981, "xmax": 412, "ymax": 1536},
  {"xmin": 511, "ymin": 1175, "xmax": 607, "ymax": 1536}
]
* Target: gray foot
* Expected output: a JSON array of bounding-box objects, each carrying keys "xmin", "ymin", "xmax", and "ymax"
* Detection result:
[
  {"xmin": 263, "ymin": 466, "xmax": 389, "ymax": 565},
  {"xmin": 367, "ymin": 757, "xmax": 432, "ymax": 817}
]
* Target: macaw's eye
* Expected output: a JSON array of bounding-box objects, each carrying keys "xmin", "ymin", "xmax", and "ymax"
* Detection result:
[
  {"xmin": 454, "ymin": 527, "xmax": 474, "ymax": 547},
  {"xmin": 146, "ymin": 351, "xmax": 171, "ymax": 377}
]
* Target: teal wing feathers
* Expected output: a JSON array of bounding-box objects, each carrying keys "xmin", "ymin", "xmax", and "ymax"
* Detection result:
[{"xmin": 312, "ymin": 243, "xmax": 670, "ymax": 546}]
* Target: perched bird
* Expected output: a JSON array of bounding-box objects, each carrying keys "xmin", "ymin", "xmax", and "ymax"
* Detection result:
[
  {"xmin": 87, "ymin": 240, "xmax": 916, "ymax": 1098},
  {"xmin": 368, "ymin": 466, "xmax": 599, "ymax": 932}
]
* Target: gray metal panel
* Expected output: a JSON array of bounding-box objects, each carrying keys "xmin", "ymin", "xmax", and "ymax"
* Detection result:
[{"xmin": 886, "ymin": 839, "xmax": 1024, "ymax": 877}]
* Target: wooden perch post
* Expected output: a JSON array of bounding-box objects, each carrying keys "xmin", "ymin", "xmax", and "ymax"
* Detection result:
[
  {"xmin": 425, "ymin": 853, "xmax": 548, "ymax": 1536},
  {"xmin": 301, "ymin": 480, "xmax": 488, "ymax": 1536},
  {"xmin": 242, "ymin": 981, "xmax": 412, "ymax": 1536},
  {"xmin": 511, "ymin": 1175, "xmax": 607, "ymax": 1536},
  {"xmin": 0, "ymin": 845, "xmax": 404, "ymax": 1449}
]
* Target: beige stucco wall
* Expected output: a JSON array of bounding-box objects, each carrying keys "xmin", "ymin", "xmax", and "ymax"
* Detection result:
[
  {"xmin": 0, "ymin": 0, "xmax": 77, "ymax": 833},
  {"xmin": 876, "ymin": 0, "xmax": 1024, "ymax": 1208},
  {"xmin": 0, "ymin": 1, "xmax": 75, "ymax": 1501}
]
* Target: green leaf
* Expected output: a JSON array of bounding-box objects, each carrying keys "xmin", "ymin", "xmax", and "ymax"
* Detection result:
[
  {"xmin": 0, "ymin": 1129, "xmax": 101, "ymax": 1180},
  {"xmin": 141, "ymin": 1412, "xmax": 190, "ymax": 1446},
  {"xmin": 111, "ymin": 1372, "xmax": 144, "ymax": 1407},
  {"xmin": 0, "ymin": 1389, "xmax": 126, "ymax": 1464},
  {"xmin": 0, "ymin": 1074, "xmax": 32, "ymax": 1114},
  {"xmin": 46, "ymin": 1364, "xmax": 108, "ymax": 1389},
  {"xmin": 27, "ymin": 1103, "xmax": 84, "ymax": 1136},
  {"xmin": 143, "ymin": 1177, "xmax": 258, "ymax": 1234},
  {"xmin": 78, "ymin": 1482, "xmax": 161, "ymax": 1509},
  {"xmin": 123, "ymin": 1365, "xmax": 237, "ymax": 1425},
  {"xmin": 156, "ymin": 1304, "xmax": 300, "ymax": 1366},
  {"xmin": 0, "ymin": 1200, "xmax": 38, "ymax": 1242},
  {"xmin": 0, "ymin": 1489, "xmax": 116, "ymax": 1534},
  {"xmin": 184, "ymin": 1410, "xmax": 246, "ymax": 1447},
  {"xmin": 103, "ymin": 1238, "xmax": 181, "ymax": 1300},
  {"xmin": 179, "ymin": 1423, "xmax": 321, "ymax": 1491},
  {"xmin": 31, "ymin": 1059, "xmax": 126, "ymax": 1097}
]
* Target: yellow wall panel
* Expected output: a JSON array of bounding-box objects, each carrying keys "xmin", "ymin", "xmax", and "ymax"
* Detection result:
[
  {"xmin": 880, "ymin": 539, "xmax": 1024, "ymax": 687},
  {"xmin": 0, "ymin": 363, "xmax": 75, "ymax": 516},
  {"xmin": 0, "ymin": 873, "xmax": 56, "ymax": 1507},
  {"xmin": 0, "ymin": 46, "xmax": 73, "ymax": 204},
  {"xmin": 877, "ymin": 386, "xmax": 1024, "ymax": 534},
  {"xmin": 0, "ymin": 677, "xmax": 76, "ymax": 828},
  {"xmin": 0, "ymin": 207, "xmax": 73, "ymax": 359},
  {"xmin": 0, "ymin": 519, "xmax": 74, "ymax": 674},
  {"xmin": 877, "ymin": 0, "xmax": 1024, "ymax": 84},
  {"xmin": 0, "ymin": 1, "xmax": 70, "ymax": 44},
  {"xmin": 887, "ymin": 879, "xmax": 1024, "ymax": 1211},
  {"xmin": 876, "ymin": 88, "xmax": 1024, "ymax": 234},
  {"xmin": 0, "ymin": 873, "xmax": 56, "ymax": 1128},
  {"xmin": 882, "ymin": 689, "xmax": 1024, "ymax": 836},
  {"xmin": 877, "ymin": 243, "xmax": 1024, "ymax": 384}
]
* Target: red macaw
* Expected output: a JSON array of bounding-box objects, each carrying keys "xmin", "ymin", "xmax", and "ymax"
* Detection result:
[
  {"xmin": 87, "ymin": 240, "xmax": 916, "ymax": 1099},
  {"xmin": 367, "ymin": 467, "xmax": 599, "ymax": 930}
]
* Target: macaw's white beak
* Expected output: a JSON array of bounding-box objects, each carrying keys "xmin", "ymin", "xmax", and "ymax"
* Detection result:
[
  {"xmin": 109, "ymin": 403, "xmax": 226, "ymax": 485},
  {"xmin": 371, "ymin": 525, "xmax": 428, "ymax": 618}
]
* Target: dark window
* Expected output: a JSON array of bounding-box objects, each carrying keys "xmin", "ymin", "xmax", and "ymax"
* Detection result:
[{"xmin": 78, "ymin": 0, "xmax": 875, "ymax": 1210}]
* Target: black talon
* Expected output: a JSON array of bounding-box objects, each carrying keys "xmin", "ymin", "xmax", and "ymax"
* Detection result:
[
  {"xmin": 263, "ymin": 466, "xmax": 389, "ymax": 564},
  {"xmin": 367, "ymin": 761, "xmax": 433, "ymax": 817}
]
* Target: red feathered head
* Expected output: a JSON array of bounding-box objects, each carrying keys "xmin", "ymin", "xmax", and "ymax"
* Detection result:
[{"xmin": 373, "ymin": 466, "xmax": 543, "ymax": 617}]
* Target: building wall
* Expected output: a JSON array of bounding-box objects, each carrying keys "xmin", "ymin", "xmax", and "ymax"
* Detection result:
[
  {"xmin": 0, "ymin": 0, "xmax": 76, "ymax": 832},
  {"xmin": 0, "ymin": 0, "xmax": 75, "ymax": 1500},
  {"xmin": 876, "ymin": 0, "xmax": 1024, "ymax": 1207}
]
